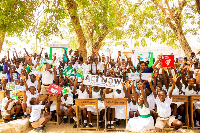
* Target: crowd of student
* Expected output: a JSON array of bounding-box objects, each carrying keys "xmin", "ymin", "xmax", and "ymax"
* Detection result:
[{"xmin": 0, "ymin": 48, "xmax": 199, "ymax": 132}]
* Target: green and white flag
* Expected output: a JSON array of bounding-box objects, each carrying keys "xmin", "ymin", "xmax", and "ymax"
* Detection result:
[
  {"xmin": 63, "ymin": 66, "xmax": 74, "ymax": 76},
  {"xmin": 76, "ymin": 69, "xmax": 83, "ymax": 82}
]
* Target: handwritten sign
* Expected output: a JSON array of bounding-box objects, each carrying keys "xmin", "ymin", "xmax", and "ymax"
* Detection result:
[
  {"xmin": 161, "ymin": 55, "xmax": 174, "ymax": 67},
  {"xmin": 75, "ymin": 99, "xmax": 98, "ymax": 106},
  {"xmin": 47, "ymin": 84, "xmax": 63, "ymax": 96},
  {"xmin": 83, "ymin": 74, "xmax": 121, "ymax": 88},
  {"xmin": 63, "ymin": 66, "xmax": 74, "ymax": 76},
  {"xmin": 104, "ymin": 98, "xmax": 127, "ymax": 105}
]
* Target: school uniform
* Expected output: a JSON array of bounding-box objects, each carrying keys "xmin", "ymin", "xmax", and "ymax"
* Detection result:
[
  {"xmin": 87, "ymin": 88, "xmax": 104, "ymax": 115},
  {"xmin": 60, "ymin": 95, "xmax": 73, "ymax": 116},
  {"xmin": 26, "ymin": 90, "xmax": 39, "ymax": 114},
  {"xmin": 155, "ymin": 96, "xmax": 175, "ymax": 129},
  {"xmin": 41, "ymin": 68, "xmax": 53, "ymax": 94},
  {"xmin": 1, "ymin": 97, "xmax": 16, "ymax": 117},
  {"xmin": 126, "ymin": 105, "xmax": 154, "ymax": 131},
  {"xmin": 147, "ymin": 93, "xmax": 155, "ymax": 110}
]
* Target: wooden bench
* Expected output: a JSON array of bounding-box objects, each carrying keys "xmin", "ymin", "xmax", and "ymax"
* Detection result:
[
  {"xmin": 38, "ymin": 95, "xmax": 61, "ymax": 125},
  {"xmin": 17, "ymin": 91, "xmax": 26, "ymax": 102},
  {"xmin": 172, "ymin": 95, "xmax": 189, "ymax": 128},
  {"xmin": 0, "ymin": 91, "xmax": 5, "ymax": 100},
  {"xmin": 75, "ymin": 98, "xmax": 99, "ymax": 131},
  {"xmin": 104, "ymin": 98, "xmax": 128, "ymax": 132},
  {"xmin": 189, "ymin": 95, "xmax": 200, "ymax": 129}
]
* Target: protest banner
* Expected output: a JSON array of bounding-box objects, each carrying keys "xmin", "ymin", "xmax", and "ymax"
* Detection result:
[
  {"xmin": 83, "ymin": 74, "xmax": 121, "ymax": 88},
  {"xmin": 161, "ymin": 55, "xmax": 174, "ymax": 67},
  {"xmin": 127, "ymin": 73, "xmax": 151, "ymax": 80},
  {"xmin": 47, "ymin": 84, "xmax": 63, "ymax": 96},
  {"xmin": 63, "ymin": 66, "xmax": 74, "ymax": 76}
]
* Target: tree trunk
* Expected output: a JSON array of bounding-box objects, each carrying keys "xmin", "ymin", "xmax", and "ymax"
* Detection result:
[
  {"xmin": 65, "ymin": 0, "xmax": 87, "ymax": 61},
  {"xmin": 176, "ymin": 23, "xmax": 192, "ymax": 58},
  {"xmin": 196, "ymin": 0, "xmax": 200, "ymax": 15},
  {"xmin": 0, "ymin": 32, "xmax": 5, "ymax": 53}
]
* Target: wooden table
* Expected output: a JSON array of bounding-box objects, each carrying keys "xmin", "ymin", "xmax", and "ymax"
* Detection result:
[
  {"xmin": 0, "ymin": 91, "xmax": 5, "ymax": 100},
  {"xmin": 75, "ymin": 98, "xmax": 99, "ymax": 131},
  {"xmin": 17, "ymin": 91, "xmax": 26, "ymax": 102},
  {"xmin": 190, "ymin": 95, "xmax": 200, "ymax": 129},
  {"xmin": 104, "ymin": 98, "xmax": 128, "ymax": 132},
  {"xmin": 39, "ymin": 95, "xmax": 61, "ymax": 125},
  {"xmin": 172, "ymin": 95, "xmax": 189, "ymax": 128}
]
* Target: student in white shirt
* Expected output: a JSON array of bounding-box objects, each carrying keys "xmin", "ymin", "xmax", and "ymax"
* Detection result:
[
  {"xmin": 58, "ymin": 92, "xmax": 73, "ymax": 124},
  {"xmin": 41, "ymin": 61, "xmax": 53, "ymax": 94},
  {"xmin": 1, "ymin": 90, "xmax": 21, "ymax": 123},
  {"xmin": 72, "ymin": 79, "xmax": 89, "ymax": 128},
  {"xmin": 29, "ymin": 97, "xmax": 52, "ymax": 132},
  {"xmin": 149, "ymin": 75, "xmax": 183, "ymax": 132},
  {"xmin": 21, "ymin": 75, "xmax": 41, "ymax": 118}
]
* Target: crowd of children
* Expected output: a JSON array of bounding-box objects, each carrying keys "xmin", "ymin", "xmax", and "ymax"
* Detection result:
[{"xmin": 0, "ymin": 48, "xmax": 199, "ymax": 132}]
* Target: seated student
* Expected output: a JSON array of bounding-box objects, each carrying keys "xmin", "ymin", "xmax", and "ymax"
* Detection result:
[
  {"xmin": 4, "ymin": 60, "xmax": 20, "ymax": 82},
  {"xmin": 21, "ymin": 75, "xmax": 41, "ymax": 118},
  {"xmin": 127, "ymin": 81, "xmax": 138, "ymax": 119},
  {"xmin": 103, "ymin": 87, "xmax": 115, "ymax": 128},
  {"xmin": 71, "ymin": 78, "xmax": 89, "ymax": 128},
  {"xmin": 126, "ymin": 82, "xmax": 154, "ymax": 132},
  {"xmin": 1, "ymin": 90, "xmax": 21, "ymax": 123},
  {"xmin": 58, "ymin": 91, "xmax": 73, "ymax": 124},
  {"xmin": 149, "ymin": 75, "xmax": 183, "ymax": 132},
  {"xmin": 29, "ymin": 97, "xmax": 52, "ymax": 132},
  {"xmin": 87, "ymin": 85, "xmax": 104, "ymax": 128}
]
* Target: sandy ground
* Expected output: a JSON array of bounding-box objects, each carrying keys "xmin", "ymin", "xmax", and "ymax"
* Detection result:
[{"xmin": 21, "ymin": 121, "xmax": 200, "ymax": 133}]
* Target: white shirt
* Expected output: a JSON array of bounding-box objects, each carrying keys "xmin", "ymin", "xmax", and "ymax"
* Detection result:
[
  {"xmin": 155, "ymin": 96, "xmax": 172, "ymax": 118},
  {"xmin": 16, "ymin": 65, "xmax": 23, "ymax": 75},
  {"xmin": 41, "ymin": 68, "xmax": 53, "ymax": 85},
  {"xmin": 61, "ymin": 95, "xmax": 73, "ymax": 110},
  {"xmin": 26, "ymin": 79, "xmax": 38, "ymax": 88},
  {"xmin": 1, "ymin": 97, "xmax": 15, "ymax": 111},
  {"xmin": 76, "ymin": 89, "xmax": 88, "ymax": 99},
  {"xmin": 29, "ymin": 104, "xmax": 45, "ymax": 122},
  {"xmin": 147, "ymin": 93, "xmax": 155, "ymax": 110},
  {"xmin": 26, "ymin": 90, "xmax": 39, "ymax": 106},
  {"xmin": 78, "ymin": 63, "xmax": 89, "ymax": 75}
]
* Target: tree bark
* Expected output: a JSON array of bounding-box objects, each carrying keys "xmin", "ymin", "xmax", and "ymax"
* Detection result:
[
  {"xmin": 196, "ymin": 0, "xmax": 200, "ymax": 15},
  {"xmin": 65, "ymin": 0, "xmax": 87, "ymax": 61},
  {"xmin": 0, "ymin": 32, "xmax": 5, "ymax": 53},
  {"xmin": 176, "ymin": 23, "xmax": 192, "ymax": 58}
]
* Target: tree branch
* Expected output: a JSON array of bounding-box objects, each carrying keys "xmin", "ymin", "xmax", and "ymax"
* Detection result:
[
  {"xmin": 176, "ymin": 0, "xmax": 187, "ymax": 17},
  {"xmin": 151, "ymin": 0, "xmax": 167, "ymax": 16},
  {"xmin": 165, "ymin": 0, "xmax": 176, "ymax": 21},
  {"xmin": 196, "ymin": 0, "xmax": 200, "ymax": 15}
]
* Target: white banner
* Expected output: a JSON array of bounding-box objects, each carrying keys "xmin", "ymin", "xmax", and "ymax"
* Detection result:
[
  {"xmin": 127, "ymin": 73, "xmax": 152, "ymax": 80},
  {"xmin": 83, "ymin": 74, "xmax": 122, "ymax": 88}
]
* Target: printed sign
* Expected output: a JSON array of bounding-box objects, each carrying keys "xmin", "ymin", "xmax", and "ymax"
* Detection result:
[
  {"xmin": 83, "ymin": 74, "xmax": 122, "ymax": 88},
  {"xmin": 133, "ymin": 52, "xmax": 153, "ymax": 66},
  {"xmin": 128, "ymin": 73, "xmax": 152, "ymax": 80},
  {"xmin": 161, "ymin": 55, "xmax": 174, "ymax": 67},
  {"xmin": 76, "ymin": 69, "xmax": 83, "ymax": 82},
  {"xmin": 63, "ymin": 66, "xmax": 74, "ymax": 77},
  {"xmin": 47, "ymin": 84, "xmax": 63, "ymax": 96}
]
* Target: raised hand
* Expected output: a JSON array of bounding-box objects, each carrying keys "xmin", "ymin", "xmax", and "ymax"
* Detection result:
[
  {"xmin": 173, "ymin": 75, "xmax": 178, "ymax": 84},
  {"xmin": 121, "ymin": 81, "xmax": 125, "ymax": 86},
  {"xmin": 21, "ymin": 75, "xmax": 26, "ymax": 81},
  {"xmin": 126, "ymin": 81, "xmax": 130, "ymax": 88},
  {"xmin": 147, "ymin": 75, "xmax": 152, "ymax": 83},
  {"xmin": 36, "ymin": 74, "xmax": 40, "ymax": 81}
]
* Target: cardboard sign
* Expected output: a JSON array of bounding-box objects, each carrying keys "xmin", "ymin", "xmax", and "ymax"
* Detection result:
[
  {"xmin": 10, "ymin": 90, "xmax": 18, "ymax": 100},
  {"xmin": 63, "ymin": 66, "xmax": 74, "ymax": 77},
  {"xmin": 6, "ymin": 82, "xmax": 15, "ymax": 90},
  {"xmin": 133, "ymin": 52, "xmax": 153, "ymax": 66},
  {"xmin": 83, "ymin": 74, "xmax": 121, "ymax": 88},
  {"xmin": 161, "ymin": 55, "xmax": 174, "ymax": 67},
  {"xmin": 47, "ymin": 84, "xmax": 63, "ymax": 96},
  {"xmin": 76, "ymin": 69, "xmax": 83, "ymax": 82},
  {"xmin": 62, "ymin": 87, "xmax": 71, "ymax": 95}
]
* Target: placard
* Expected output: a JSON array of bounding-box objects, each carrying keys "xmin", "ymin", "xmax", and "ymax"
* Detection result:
[
  {"xmin": 83, "ymin": 74, "xmax": 121, "ymax": 88},
  {"xmin": 63, "ymin": 66, "xmax": 74, "ymax": 76},
  {"xmin": 161, "ymin": 55, "xmax": 174, "ymax": 67},
  {"xmin": 47, "ymin": 83, "xmax": 63, "ymax": 96}
]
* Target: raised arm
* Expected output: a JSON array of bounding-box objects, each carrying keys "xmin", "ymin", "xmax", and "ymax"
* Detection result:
[
  {"xmin": 36, "ymin": 74, "xmax": 41, "ymax": 93},
  {"xmin": 147, "ymin": 75, "xmax": 157, "ymax": 98},
  {"xmin": 139, "ymin": 82, "xmax": 149, "ymax": 107},
  {"xmin": 168, "ymin": 76, "xmax": 177, "ymax": 99},
  {"xmin": 152, "ymin": 55, "xmax": 160, "ymax": 70},
  {"xmin": 21, "ymin": 75, "xmax": 28, "ymax": 91},
  {"xmin": 131, "ymin": 81, "xmax": 138, "ymax": 103},
  {"xmin": 73, "ymin": 79, "xmax": 78, "ymax": 93}
]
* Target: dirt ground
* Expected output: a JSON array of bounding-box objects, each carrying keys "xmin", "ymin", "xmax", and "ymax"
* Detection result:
[{"xmin": 22, "ymin": 122, "xmax": 200, "ymax": 133}]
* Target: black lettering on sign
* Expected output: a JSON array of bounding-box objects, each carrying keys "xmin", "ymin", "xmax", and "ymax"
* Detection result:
[
  {"xmin": 85, "ymin": 75, "xmax": 90, "ymax": 82},
  {"xmin": 193, "ymin": 98, "xmax": 200, "ymax": 102},
  {"xmin": 102, "ymin": 77, "xmax": 107, "ymax": 83},
  {"xmin": 113, "ymin": 78, "xmax": 121, "ymax": 85}
]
